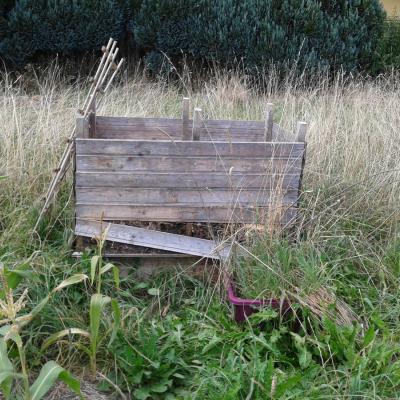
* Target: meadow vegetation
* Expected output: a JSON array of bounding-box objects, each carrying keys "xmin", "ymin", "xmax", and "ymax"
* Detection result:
[{"xmin": 0, "ymin": 63, "xmax": 399, "ymax": 398}]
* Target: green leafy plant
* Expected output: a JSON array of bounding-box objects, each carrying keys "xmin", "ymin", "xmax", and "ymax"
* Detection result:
[
  {"xmin": 233, "ymin": 239, "xmax": 328, "ymax": 299},
  {"xmin": 42, "ymin": 226, "xmax": 120, "ymax": 376},
  {"xmin": 109, "ymin": 320, "xmax": 191, "ymax": 399},
  {"xmin": 0, "ymin": 262, "xmax": 86, "ymax": 399}
]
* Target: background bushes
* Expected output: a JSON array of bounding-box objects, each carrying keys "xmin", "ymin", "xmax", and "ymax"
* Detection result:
[
  {"xmin": 0, "ymin": 0, "xmax": 391, "ymax": 75},
  {"xmin": 373, "ymin": 17, "xmax": 400, "ymax": 72},
  {"xmin": 0, "ymin": 0, "xmax": 125, "ymax": 65},
  {"xmin": 133, "ymin": 0, "xmax": 386, "ymax": 74}
]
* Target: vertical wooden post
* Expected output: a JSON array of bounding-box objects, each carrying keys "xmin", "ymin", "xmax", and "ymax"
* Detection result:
[
  {"xmin": 192, "ymin": 108, "xmax": 202, "ymax": 141},
  {"xmin": 264, "ymin": 102, "xmax": 274, "ymax": 141},
  {"xmin": 182, "ymin": 97, "xmax": 190, "ymax": 140},
  {"xmin": 76, "ymin": 115, "xmax": 89, "ymax": 138},
  {"xmin": 74, "ymin": 114, "xmax": 88, "ymax": 249},
  {"xmin": 88, "ymin": 94, "xmax": 96, "ymax": 138},
  {"xmin": 295, "ymin": 121, "xmax": 307, "ymax": 142},
  {"xmin": 187, "ymin": 106, "xmax": 202, "ymax": 236}
]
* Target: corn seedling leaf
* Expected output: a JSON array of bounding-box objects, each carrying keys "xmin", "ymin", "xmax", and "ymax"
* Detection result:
[
  {"xmin": 0, "ymin": 339, "xmax": 14, "ymax": 399},
  {"xmin": 0, "ymin": 372, "xmax": 24, "ymax": 399},
  {"xmin": 0, "ymin": 340, "xmax": 12, "ymax": 372},
  {"xmin": 74, "ymin": 343, "xmax": 92, "ymax": 358},
  {"xmin": 90, "ymin": 294, "xmax": 111, "ymax": 358},
  {"xmin": 3, "ymin": 264, "xmax": 34, "ymax": 294},
  {"xmin": 99, "ymin": 262, "xmax": 113, "ymax": 275},
  {"xmin": 52, "ymin": 274, "xmax": 88, "ymax": 293},
  {"xmin": 0, "ymin": 326, "xmax": 10, "ymax": 338},
  {"xmin": 30, "ymin": 361, "xmax": 81, "ymax": 400},
  {"xmin": 4, "ymin": 330, "xmax": 22, "ymax": 349},
  {"xmin": 108, "ymin": 299, "xmax": 121, "ymax": 346},
  {"xmin": 112, "ymin": 266, "xmax": 119, "ymax": 289},
  {"xmin": 91, "ymin": 256, "xmax": 100, "ymax": 284},
  {"xmin": 28, "ymin": 295, "xmax": 51, "ymax": 319},
  {"xmin": 41, "ymin": 328, "xmax": 90, "ymax": 352}
]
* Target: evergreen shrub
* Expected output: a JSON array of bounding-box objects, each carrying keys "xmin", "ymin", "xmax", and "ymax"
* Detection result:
[
  {"xmin": 0, "ymin": 0, "xmax": 124, "ymax": 65},
  {"xmin": 132, "ymin": 0, "xmax": 386, "ymax": 74}
]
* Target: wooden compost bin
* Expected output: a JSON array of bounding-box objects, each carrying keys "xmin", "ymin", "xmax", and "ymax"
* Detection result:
[{"xmin": 73, "ymin": 99, "xmax": 307, "ymax": 259}]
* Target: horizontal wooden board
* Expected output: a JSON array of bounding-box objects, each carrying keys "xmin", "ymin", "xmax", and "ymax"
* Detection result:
[
  {"xmin": 75, "ymin": 220, "xmax": 231, "ymax": 259},
  {"xmin": 75, "ymin": 204, "xmax": 297, "ymax": 223},
  {"xmin": 96, "ymin": 116, "xmax": 265, "ymax": 130},
  {"xmin": 95, "ymin": 116, "xmax": 291, "ymax": 142},
  {"xmin": 76, "ymin": 172, "xmax": 300, "ymax": 189},
  {"xmin": 76, "ymin": 139, "xmax": 305, "ymax": 158},
  {"xmin": 75, "ymin": 188, "xmax": 298, "ymax": 205},
  {"xmin": 76, "ymin": 155, "xmax": 302, "ymax": 173},
  {"xmin": 72, "ymin": 251, "xmax": 199, "ymax": 259}
]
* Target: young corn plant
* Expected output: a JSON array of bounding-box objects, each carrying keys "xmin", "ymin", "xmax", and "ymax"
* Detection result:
[
  {"xmin": 0, "ymin": 261, "xmax": 87, "ymax": 400},
  {"xmin": 42, "ymin": 225, "xmax": 121, "ymax": 376}
]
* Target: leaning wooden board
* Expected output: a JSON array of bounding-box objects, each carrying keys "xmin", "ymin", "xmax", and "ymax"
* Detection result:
[
  {"xmin": 75, "ymin": 139, "xmax": 305, "ymax": 224},
  {"xmin": 75, "ymin": 219, "xmax": 231, "ymax": 260}
]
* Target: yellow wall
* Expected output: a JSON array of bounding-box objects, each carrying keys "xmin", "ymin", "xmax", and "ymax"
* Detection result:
[{"xmin": 382, "ymin": 0, "xmax": 400, "ymax": 17}]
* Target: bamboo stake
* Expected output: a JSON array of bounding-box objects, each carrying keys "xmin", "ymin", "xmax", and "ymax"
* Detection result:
[
  {"xmin": 42, "ymin": 43, "xmax": 117, "ymax": 202},
  {"xmin": 80, "ymin": 38, "xmax": 113, "ymax": 113},
  {"xmin": 33, "ymin": 39, "xmax": 124, "ymax": 233}
]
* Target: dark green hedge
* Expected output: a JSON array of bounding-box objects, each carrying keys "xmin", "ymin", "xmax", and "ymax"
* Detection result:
[
  {"xmin": 0, "ymin": 0, "xmax": 125, "ymax": 65},
  {"xmin": 132, "ymin": 0, "xmax": 386, "ymax": 74},
  {"xmin": 0, "ymin": 0, "xmax": 388, "ymax": 75},
  {"xmin": 373, "ymin": 17, "xmax": 400, "ymax": 72}
]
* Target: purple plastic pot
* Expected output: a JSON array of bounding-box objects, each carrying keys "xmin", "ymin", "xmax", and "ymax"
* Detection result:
[{"xmin": 227, "ymin": 283, "xmax": 291, "ymax": 323}]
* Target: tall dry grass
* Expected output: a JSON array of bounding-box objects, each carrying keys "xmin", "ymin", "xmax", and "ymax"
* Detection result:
[{"xmin": 0, "ymin": 63, "xmax": 399, "ymax": 246}]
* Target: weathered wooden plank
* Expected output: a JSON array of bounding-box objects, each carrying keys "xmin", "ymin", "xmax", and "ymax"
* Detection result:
[
  {"xmin": 182, "ymin": 97, "xmax": 190, "ymax": 140},
  {"xmin": 96, "ymin": 117, "xmax": 288, "ymax": 138},
  {"xmin": 76, "ymin": 116, "xmax": 89, "ymax": 138},
  {"xmin": 96, "ymin": 119, "xmax": 289, "ymax": 142},
  {"xmin": 76, "ymin": 155, "xmax": 303, "ymax": 173},
  {"xmin": 76, "ymin": 171, "xmax": 300, "ymax": 189},
  {"xmin": 76, "ymin": 139, "xmax": 305, "ymax": 158},
  {"xmin": 296, "ymin": 121, "xmax": 307, "ymax": 143},
  {"xmin": 75, "ymin": 220, "xmax": 231, "ymax": 259},
  {"xmin": 75, "ymin": 187, "xmax": 299, "ymax": 205},
  {"xmin": 264, "ymin": 103, "xmax": 274, "ymax": 141},
  {"xmin": 96, "ymin": 116, "xmax": 265, "ymax": 130},
  {"xmin": 75, "ymin": 204, "xmax": 297, "ymax": 223},
  {"xmin": 72, "ymin": 251, "xmax": 198, "ymax": 259},
  {"xmin": 192, "ymin": 108, "xmax": 202, "ymax": 141}
]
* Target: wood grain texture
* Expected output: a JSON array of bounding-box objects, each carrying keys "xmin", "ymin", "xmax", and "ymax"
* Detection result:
[
  {"xmin": 75, "ymin": 204, "xmax": 297, "ymax": 223},
  {"xmin": 76, "ymin": 139, "xmax": 305, "ymax": 158},
  {"xmin": 75, "ymin": 187, "xmax": 299, "ymax": 205},
  {"xmin": 76, "ymin": 155, "xmax": 303, "ymax": 173},
  {"xmin": 74, "ymin": 124, "xmax": 305, "ymax": 226},
  {"xmin": 95, "ymin": 116, "xmax": 291, "ymax": 142},
  {"xmin": 75, "ymin": 219, "xmax": 231, "ymax": 259},
  {"xmin": 76, "ymin": 171, "xmax": 300, "ymax": 189},
  {"xmin": 182, "ymin": 98, "xmax": 190, "ymax": 140}
]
